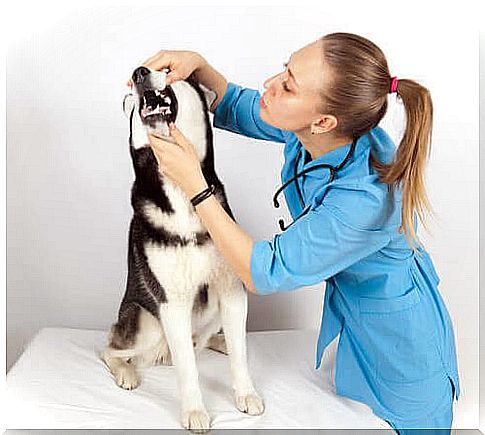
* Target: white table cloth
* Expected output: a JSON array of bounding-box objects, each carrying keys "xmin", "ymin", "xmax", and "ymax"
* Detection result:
[{"xmin": 6, "ymin": 327, "xmax": 392, "ymax": 430}]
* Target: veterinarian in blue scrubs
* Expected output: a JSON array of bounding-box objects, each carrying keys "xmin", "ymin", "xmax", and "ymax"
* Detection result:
[{"xmin": 144, "ymin": 33, "xmax": 460, "ymax": 434}]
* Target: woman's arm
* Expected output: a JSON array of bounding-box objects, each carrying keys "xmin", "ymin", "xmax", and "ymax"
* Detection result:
[
  {"xmin": 149, "ymin": 125, "xmax": 257, "ymax": 294},
  {"xmin": 193, "ymin": 191, "xmax": 257, "ymax": 293}
]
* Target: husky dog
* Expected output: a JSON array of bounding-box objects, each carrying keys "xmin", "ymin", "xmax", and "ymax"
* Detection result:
[{"xmin": 101, "ymin": 66, "xmax": 264, "ymax": 432}]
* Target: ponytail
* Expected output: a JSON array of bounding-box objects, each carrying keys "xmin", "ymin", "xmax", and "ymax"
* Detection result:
[
  {"xmin": 370, "ymin": 79, "xmax": 434, "ymax": 252},
  {"xmin": 320, "ymin": 33, "xmax": 434, "ymax": 253}
]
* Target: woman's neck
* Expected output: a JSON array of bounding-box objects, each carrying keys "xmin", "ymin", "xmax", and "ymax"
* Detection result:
[{"xmin": 295, "ymin": 130, "xmax": 353, "ymax": 160}]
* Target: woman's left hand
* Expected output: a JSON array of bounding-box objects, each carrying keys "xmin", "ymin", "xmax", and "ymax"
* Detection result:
[{"xmin": 148, "ymin": 123, "xmax": 208, "ymax": 198}]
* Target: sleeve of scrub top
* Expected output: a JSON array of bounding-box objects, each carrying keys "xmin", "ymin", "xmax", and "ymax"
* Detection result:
[
  {"xmin": 250, "ymin": 186, "xmax": 392, "ymax": 294},
  {"xmin": 213, "ymin": 82, "xmax": 287, "ymax": 143}
]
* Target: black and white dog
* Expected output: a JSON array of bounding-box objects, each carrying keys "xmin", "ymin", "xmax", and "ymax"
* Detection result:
[{"xmin": 102, "ymin": 66, "xmax": 264, "ymax": 432}]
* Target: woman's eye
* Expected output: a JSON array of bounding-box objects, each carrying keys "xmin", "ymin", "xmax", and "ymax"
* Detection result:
[{"xmin": 282, "ymin": 81, "xmax": 290, "ymax": 92}]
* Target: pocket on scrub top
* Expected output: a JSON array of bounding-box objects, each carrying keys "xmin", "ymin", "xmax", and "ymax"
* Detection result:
[{"xmin": 358, "ymin": 286, "xmax": 445, "ymax": 383}]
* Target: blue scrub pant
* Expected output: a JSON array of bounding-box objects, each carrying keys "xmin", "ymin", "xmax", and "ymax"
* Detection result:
[{"xmin": 384, "ymin": 377, "xmax": 455, "ymax": 435}]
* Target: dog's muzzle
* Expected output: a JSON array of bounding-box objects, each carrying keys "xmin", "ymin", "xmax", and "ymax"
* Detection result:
[
  {"xmin": 132, "ymin": 66, "xmax": 178, "ymax": 123},
  {"xmin": 141, "ymin": 89, "xmax": 172, "ymax": 118}
]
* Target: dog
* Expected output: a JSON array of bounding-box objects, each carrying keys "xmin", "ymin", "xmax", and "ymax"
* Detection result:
[{"xmin": 101, "ymin": 66, "xmax": 264, "ymax": 433}]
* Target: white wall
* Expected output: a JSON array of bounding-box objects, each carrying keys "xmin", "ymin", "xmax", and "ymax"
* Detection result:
[{"xmin": 6, "ymin": 2, "xmax": 479, "ymax": 428}]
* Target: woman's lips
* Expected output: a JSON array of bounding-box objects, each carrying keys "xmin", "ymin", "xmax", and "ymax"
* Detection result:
[{"xmin": 260, "ymin": 96, "xmax": 267, "ymax": 108}]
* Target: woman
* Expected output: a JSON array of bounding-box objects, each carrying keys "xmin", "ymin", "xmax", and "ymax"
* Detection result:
[{"xmin": 131, "ymin": 33, "xmax": 460, "ymax": 434}]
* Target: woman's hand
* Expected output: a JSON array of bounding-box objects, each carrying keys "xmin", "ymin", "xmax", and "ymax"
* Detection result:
[
  {"xmin": 127, "ymin": 50, "xmax": 207, "ymax": 87},
  {"xmin": 148, "ymin": 123, "xmax": 208, "ymax": 199}
]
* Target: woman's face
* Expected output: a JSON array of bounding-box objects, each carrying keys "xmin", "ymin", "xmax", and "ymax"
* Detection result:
[{"xmin": 260, "ymin": 39, "xmax": 328, "ymax": 133}]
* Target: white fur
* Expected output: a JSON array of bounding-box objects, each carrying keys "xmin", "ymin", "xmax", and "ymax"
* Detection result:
[
  {"xmin": 142, "ymin": 182, "xmax": 206, "ymax": 237},
  {"xmin": 127, "ymin": 72, "xmax": 208, "ymax": 162},
  {"xmin": 144, "ymin": 241, "xmax": 221, "ymax": 303},
  {"xmin": 105, "ymin": 69, "xmax": 264, "ymax": 432}
]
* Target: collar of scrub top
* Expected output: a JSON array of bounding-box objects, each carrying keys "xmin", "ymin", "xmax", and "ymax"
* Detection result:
[{"xmin": 273, "ymin": 137, "xmax": 358, "ymax": 231}]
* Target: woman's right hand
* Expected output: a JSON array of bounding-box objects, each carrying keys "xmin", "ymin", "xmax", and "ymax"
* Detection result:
[{"xmin": 126, "ymin": 50, "xmax": 206, "ymax": 87}]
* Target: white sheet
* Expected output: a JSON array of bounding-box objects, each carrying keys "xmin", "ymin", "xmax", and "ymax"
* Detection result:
[{"xmin": 6, "ymin": 327, "xmax": 391, "ymax": 430}]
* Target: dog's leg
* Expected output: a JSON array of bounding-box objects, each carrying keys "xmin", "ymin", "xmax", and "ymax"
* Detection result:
[
  {"xmin": 153, "ymin": 334, "xmax": 173, "ymax": 366},
  {"xmin": 103, "ymin": 302, "xmax": 143, "ymax": 390},
  {"xmin": 103, "ymin": 302, "xmax": 164, "ymax": 388},
  {"xmin": 136, "ymin": 323, "xmax": 172, "ymax": 367},
  {"xmin": 159, "ymin": 302, "xmax": 210, "ymax": 433},
  {"xmin": 218, "ymin": 279, "xmax": 265, "ymax": 416},
  {"xmin": 136, "ymin": 332, "xmax": 173, "ymax": 368}
]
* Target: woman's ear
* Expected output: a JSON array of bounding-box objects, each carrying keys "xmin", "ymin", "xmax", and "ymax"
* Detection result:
[{"xmin": 311, "ymin": 114, "xmax": 338, "ymax": 134}]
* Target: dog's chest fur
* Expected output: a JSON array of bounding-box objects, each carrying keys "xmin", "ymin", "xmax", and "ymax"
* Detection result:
[
  {"xmin": 143, "ymin": 181, "xmax": 221, "ymax": 300},
  {"xmin": 127, "ymin": 76, "xmax": 226, "ymax": 307},
  {"xmin": 142, "ymin": 181, "xmax": 205, "ymax": 236}
]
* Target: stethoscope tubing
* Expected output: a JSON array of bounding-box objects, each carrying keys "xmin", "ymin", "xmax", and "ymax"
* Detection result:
[{"xmin": 273, "ymin": 138, "xmax": 358, "ymax": 231}]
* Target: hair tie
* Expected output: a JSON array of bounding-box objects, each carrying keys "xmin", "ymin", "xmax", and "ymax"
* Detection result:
[{"xmin": 389, "ymin": 76, "xmax": 398, "ymax": 94}]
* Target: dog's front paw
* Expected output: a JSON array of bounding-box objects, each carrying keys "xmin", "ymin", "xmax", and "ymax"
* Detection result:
[
  {"xmin": 182, "ymin": 408, "xmax": 211, "ymax": 433},
  {"xmin": 235, "ymin": 392, "xmax": 265, "ymax": 416}
]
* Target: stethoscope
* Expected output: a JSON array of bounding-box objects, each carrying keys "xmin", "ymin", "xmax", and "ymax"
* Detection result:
[{"xmin": 272, "ymin": 138, "xmax": 358, "ymax": 231}]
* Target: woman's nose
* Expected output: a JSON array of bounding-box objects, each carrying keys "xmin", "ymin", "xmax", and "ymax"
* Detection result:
[{"xmin": 263, "ymin": 74, "xmax": 280, "ymax": 93}]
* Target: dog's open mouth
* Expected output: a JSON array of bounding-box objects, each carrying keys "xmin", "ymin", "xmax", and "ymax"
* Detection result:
[{"xmin": 141, "ymin": 89, "xmax": 173, "ymax": 120}]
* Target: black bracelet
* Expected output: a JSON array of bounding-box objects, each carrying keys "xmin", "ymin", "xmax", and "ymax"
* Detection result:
[
  {"xmin": 191, "ymin": 185, "xmax": 215, "ymax": 207},
  {"xmin": 190, "ymin": 184, "xmax": 216, "ymax": 207},
  {"xmin": 190, "ymin": 185, "xmax": 211, "ymax": 205}
]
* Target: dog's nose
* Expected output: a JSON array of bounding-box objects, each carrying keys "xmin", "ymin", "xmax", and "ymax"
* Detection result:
[{"xmin": 132, "ymin": 66, "xmax": 150, "ymax": 84}]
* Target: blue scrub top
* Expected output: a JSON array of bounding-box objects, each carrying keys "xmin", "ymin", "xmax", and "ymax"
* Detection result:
[{"xmin": 213, "ymin": 82, "xmax": 460, "ymax": 423}]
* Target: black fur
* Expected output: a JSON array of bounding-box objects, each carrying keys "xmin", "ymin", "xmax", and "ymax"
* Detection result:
[
  {"xmin": 110, "ymin": 76, "xmax": 236, "ymax": 349},
  {"xmin": 193, "ymin": 283, "xmax": 209, "ymax": 312}
]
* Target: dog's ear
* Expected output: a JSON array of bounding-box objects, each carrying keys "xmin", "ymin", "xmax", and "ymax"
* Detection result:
[
  {"xmin": 123, "ymin": 94, "xmax": 136, "ymax": 118},
  {"xmin": 198, "ymin": 84, "xmax": 217, "ymax": 110}
]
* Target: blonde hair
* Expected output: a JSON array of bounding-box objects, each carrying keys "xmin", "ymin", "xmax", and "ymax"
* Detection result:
[{"xmin": 319, "ymin": 32, "xmax": 434, "ymax": 252}]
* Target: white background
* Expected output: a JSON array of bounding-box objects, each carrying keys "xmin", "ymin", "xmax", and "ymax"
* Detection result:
[{"xmin": 5, "ymin": 1, "xmax": 480, "ymax": 430}]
